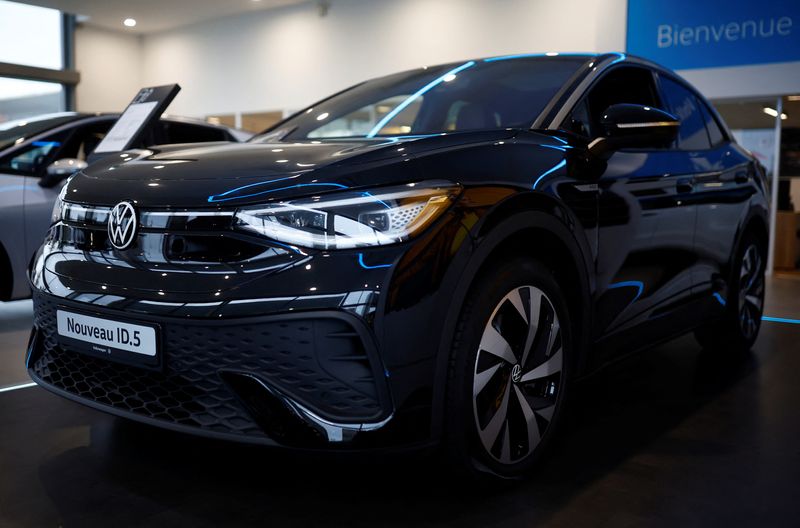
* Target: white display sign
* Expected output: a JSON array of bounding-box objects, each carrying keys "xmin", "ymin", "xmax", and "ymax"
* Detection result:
[
  {"xmin": 94, "ymin": 101, "xmax": 159, "ymax": 153},
  {"xmin": 57, "ymin": 310, "xmax": 157, "ymax": 357}
]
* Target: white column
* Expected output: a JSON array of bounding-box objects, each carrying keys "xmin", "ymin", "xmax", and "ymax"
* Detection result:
[{"xmin": 766, "ymin": 97, "xmax": 783, "ymax": 275}]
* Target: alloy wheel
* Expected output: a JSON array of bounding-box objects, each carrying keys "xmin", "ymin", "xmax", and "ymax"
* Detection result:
[
  {"xmin": 472, "ymin": 285, "xmax": 563, "ymax": 465},
  {"xmin": 738, "ymin": 244, "xmax": 764, "ymax": 340}
]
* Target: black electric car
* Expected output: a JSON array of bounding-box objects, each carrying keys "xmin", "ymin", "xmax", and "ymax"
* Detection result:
[{"xmin": 27, "ymin": 53, "xmax": 768, "ymax": 478}]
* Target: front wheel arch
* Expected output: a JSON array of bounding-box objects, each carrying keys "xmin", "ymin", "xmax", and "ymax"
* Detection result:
[{"xmin": 429, "ymin": 209, "xmax": 593, "ymax": 442}]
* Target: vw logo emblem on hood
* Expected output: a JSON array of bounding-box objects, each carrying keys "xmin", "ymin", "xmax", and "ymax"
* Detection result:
[{"xmin": 108, "ymin": 201, "xmax": 138, "ymax": 250}]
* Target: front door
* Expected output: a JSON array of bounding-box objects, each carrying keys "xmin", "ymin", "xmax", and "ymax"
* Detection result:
[{"xmin": 563, "ymin": 65, "xmax": 703, "ymax": 354}]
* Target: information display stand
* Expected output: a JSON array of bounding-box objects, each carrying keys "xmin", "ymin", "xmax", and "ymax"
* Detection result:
[{"xmin": 88, "ymin": 84, "xmax": 180, "ymax": 163}]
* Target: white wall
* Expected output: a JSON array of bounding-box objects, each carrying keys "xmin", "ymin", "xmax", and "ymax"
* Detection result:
[
  {"xmin": 680, "ymin": 62, "xmax": 800, "ymax": 101},
  {"xmin": 136, "ymin": 0, "xmax": 627, "ymax": 118},
  {"xmin": 74, "ymin": 0, "xmax": 800, "ymax": 117},
  {"xmin": 75, "ymin": 24, "xmax": 142, "ymax": 113}
]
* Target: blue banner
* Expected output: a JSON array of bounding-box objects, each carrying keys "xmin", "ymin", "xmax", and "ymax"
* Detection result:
[{"xmin": 626, "ymin": 0, "xmax": 800, "ymax": 70}]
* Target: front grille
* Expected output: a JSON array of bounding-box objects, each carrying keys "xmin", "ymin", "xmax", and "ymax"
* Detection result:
[
  {"xmin": 30, "ymin": 294, "xmax": 388, "ymax": 440},
  {"xmin": 58, "ymin": 203, "xmax": 265, "ymax": 262}
]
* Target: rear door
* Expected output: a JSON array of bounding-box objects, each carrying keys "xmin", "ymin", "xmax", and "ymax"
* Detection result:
[{"xmin": 657, "ymin": 75, "xmax": 757, "ymax": 304}]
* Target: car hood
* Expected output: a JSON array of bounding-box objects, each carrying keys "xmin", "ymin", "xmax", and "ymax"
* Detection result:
[{"xmin": 66, "ymin": 131, "xmax": 517, "ymax": 208}]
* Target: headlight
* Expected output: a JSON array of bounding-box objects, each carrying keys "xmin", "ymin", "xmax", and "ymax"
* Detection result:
[
  {"xmin": 50, "ymin": 186, "xmax": 67, "ymax": 225},
  {"xmin": 233, "ymin": 180, "xmax": 460, "ymax": 249}
]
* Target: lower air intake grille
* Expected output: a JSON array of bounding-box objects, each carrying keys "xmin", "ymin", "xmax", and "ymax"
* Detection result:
[{"xmin": 30, "ymin": 294, "xmax": 387, "ymax": 440}]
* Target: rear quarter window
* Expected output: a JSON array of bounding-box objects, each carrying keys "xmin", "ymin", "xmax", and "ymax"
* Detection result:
[{"xmin": 159, "ymin": 122, "xmax": 230, "ymax": 144}]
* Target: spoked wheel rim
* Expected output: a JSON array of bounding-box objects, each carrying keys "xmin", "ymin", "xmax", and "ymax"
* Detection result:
[
  {"xmin": 472, "ymin": 285, "xmax": 563, "ymax": 465},
  {"xmin": 738, "ymin": 244, "xmax": 764, "ymax": 340}
]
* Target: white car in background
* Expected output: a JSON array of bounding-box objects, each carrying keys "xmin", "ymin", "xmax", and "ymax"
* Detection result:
[{"xmin": 0, "ymin": 112, "xmax": 251, "ymax": 301}]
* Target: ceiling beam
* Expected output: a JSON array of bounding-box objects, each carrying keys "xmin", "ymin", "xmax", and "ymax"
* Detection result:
[{"xmin": 0, "ymin": 61, "xmax": 80, "ymax": 85}]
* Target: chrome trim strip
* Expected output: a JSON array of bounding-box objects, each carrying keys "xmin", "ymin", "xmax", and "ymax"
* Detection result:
[
  {"xmin": 240, "ymin": 373, "xmax": 393, "ymax": 443},
  {"xmin": 145, "ymin": 211, "xmax": 235, "ymax": 217},
  {"xmin": 545, "ymin": 54, "xmax": 659, "ymax": 131},
  {"xmin": 616, "ymin": 121, "xmax": 678, "ymax": 129},
  {"xmin": 61, "ymin": 203, "xmax": 236, "ymax": 228}
]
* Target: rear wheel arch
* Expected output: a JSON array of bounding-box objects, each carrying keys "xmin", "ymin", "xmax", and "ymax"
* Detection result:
[
  {"xmin": 726, "ymin": 210, "xmax": 769, "ymax": 281},
  {"xmin": 744, "ymin": 214, "xmax": 768, "ymax": 251}
]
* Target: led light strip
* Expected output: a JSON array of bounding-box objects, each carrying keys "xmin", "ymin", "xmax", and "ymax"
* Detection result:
[
  {"xmin": 616, "ymin": 121, "xmax": 677, "ymax": 129},
  {"xmin": 0, "ymin": 382, "xmax": 37, "ymax": 393},
  {"xmin": 762, "ymin": 316, "xmax": 800, "ymax": 325}
]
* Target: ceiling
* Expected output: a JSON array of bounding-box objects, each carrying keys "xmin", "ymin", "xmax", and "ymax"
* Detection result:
[{"xmin": 16, "ymin": 0, "xmax": 311, "ymax": 34}]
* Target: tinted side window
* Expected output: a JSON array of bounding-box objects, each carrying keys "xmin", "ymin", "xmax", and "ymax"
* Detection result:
[
  {"xmin": 698, "ymin": 101, "xmax": 725, "ymax": 147},
  {"xmin": 136, "ymin": 122, "xmax": 229, "ymax": 147},
  {"xmin": 565, "ymin": 66, "xmax": 661, "ymax": 138},
  {"xmin": 58, "ymin": 121, "xmax": 113, "ymax": 161},
  {"xmin": 0, "ymin": 130, "xmax": 70, "ymax": 175},
  {"xmin": 587, "ymin": 67, "xmax": 660, "ymax": 125},
  {"xmin": 658, "ymin": 76, "xmax": 711, "ymax": 150},
  {"xmin": 565, "ymin": 99, "xmax": 592, "ymax": 137},
  {"xmin": 162, "ymin": 122, "xmax": 229, "ymax": 144}
]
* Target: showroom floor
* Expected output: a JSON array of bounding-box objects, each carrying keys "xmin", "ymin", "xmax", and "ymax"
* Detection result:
[{"xmin": 1, "ymin": 278, "xmax": 799, "ymax": 527}]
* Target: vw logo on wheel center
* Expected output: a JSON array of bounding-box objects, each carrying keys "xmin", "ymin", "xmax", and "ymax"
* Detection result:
[{"xmin": 108, "ymin": 201, "xmax": 138, "ymax": 250}]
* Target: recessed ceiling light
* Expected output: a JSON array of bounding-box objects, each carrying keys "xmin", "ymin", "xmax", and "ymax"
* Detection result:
[
  {"xmin": 763, "ymin": 107, "xmax": 788, "ymax": 120},
  {"xmin": 123, "ymin": 18, "xmax": 136, "ymax": 27}
]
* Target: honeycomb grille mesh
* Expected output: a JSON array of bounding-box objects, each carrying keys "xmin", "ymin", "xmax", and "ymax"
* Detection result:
[
  {"xmin": 31, "ymin": 294, "xmax": 384, "ymax": 438},
  {"xmin": 389, "ymin": 203, "xmax": 426, "ymax": 231}
]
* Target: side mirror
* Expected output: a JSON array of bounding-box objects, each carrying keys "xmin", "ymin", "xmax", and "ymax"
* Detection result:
[
  {"xmin": 588, "ymin": 104, "xmax": 679, "ymax": 157},
  {"xmin": 40, "ymin": 158, "xmax": 88, "ymax": 188}
]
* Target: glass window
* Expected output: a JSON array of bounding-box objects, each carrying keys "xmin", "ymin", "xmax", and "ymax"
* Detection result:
[
  {"xmin": 659, "ymin": 76, "xmax": 711, "ymax": 151},
  {"xmin": 0, "ymin": 0, "xmax": 62, "ymax": 70},
  {"xmin": 309, "ymin": 96, "xmax": 422, "ymax": 138},
  {"xmin": 156, "ymin": 121, "xmax": 231, "ymax": 144},
  {"xmin": 0, "ymin": 78, "xmax": 65, "ymax": 125},
  {"xmin": 699, "ymin": 102, "xmax": 725, "ymax": 147},
  {"xmin": 57, "ymin": 121, "xmax": 112, "ymax": 161},
  {"xmin": 0, "ymin": 113, "xmax": 78, "ymax": 151},
  {"xmin": 565, "ymin": 99, "xmax": 593, "ymax": 137},
  {"xmin": 0, "ymin": 129, "xmax": 69, "ymax": 175},
  {"xmin": 253, "ymin": 57, "xmax": 585, "ymax": 141},
  {"xmin": 587, "ymin": 67, "xmax": 661, "ymax": 129},
  {"xmin": 564, "ymin": 67, "xmax": 661, "ymax": 140}
]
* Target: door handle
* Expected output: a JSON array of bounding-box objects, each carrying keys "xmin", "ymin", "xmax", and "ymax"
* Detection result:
[{"xmin": 676, "ymin": 178, "xmax": 694, "ymax": 193}]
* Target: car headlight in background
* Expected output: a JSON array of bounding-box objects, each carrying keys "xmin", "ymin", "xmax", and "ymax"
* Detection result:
[
  {"xmin": 233, "ymin": 180, "xmax": 460, "ymax": 249},
  {"xmin": 50, "ymin": 186, "xmax": 67, "ymax": 225}
]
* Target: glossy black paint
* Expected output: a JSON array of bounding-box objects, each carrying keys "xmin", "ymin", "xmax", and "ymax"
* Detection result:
[
  {"xmin": 28, "ymin": 53, "xmax": 769, "ymax": 450},
  {"xmin": 597, "ymin": 103, "xmax": 679, "ymax": 150}
]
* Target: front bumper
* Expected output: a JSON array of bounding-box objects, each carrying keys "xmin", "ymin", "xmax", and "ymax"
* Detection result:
[{"xmin": 28, "ymin": 291, "xmax": 396, "ymax": 448}]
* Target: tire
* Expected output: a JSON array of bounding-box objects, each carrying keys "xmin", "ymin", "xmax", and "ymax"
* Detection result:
[
  {"xmin": 444, "ymin": 257, "xmax": 572, "ymax": 479},
  {"xmin": 695, "ymin": 230, "xmax": 766, "ymax": 354}
]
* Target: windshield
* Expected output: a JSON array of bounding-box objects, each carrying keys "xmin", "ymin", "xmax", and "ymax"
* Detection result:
[
  {"xmin": 252, "ymin": 56, "xmax": 587, "ymax": 142},
  {"xmin": 0, "ymin": 113, "xmax": 82, "ymax": 151}
]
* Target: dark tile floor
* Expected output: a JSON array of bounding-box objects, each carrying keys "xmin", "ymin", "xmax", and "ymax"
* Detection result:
[{"xmin": 0, "ymin": 279, "xmax": 798, "ymax": 527}]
